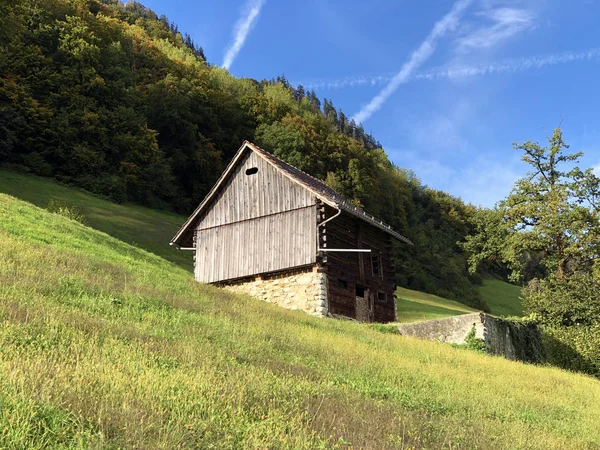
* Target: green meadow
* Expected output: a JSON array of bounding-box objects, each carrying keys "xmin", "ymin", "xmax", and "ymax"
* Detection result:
[
  {"xmin": 395, "ymin": 287, "xmax": 477, "ymax": 323},
  {"xmin": 396, "ymin": 279, "xmax": 523, "ymax": 323},
  {"xmin": 0, "ymin": 170, "xmax": 190, "ymax": 270},
  {"xmin": 1, "ymin": 192, "xmax": 600, "ymax": 448},
  {"xmin": 480, "ymin": 278, "xmax": 524, "ymax": 317},
  {"xmin": 1, "ymin": 170, "xmax": 523, "ymax": 323}
]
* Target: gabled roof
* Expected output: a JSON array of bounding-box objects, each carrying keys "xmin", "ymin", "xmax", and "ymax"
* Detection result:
[{"xmin": 171, "ymin": 141, "xmax": 412, "ymax": 246}]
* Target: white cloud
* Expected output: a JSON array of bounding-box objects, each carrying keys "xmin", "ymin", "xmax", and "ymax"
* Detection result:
[
  {"xmin": 388, "ymin": 149, "xmax": 523, "ymax": 207},
  {"xmin": 419, "ymin": 47, "xmax": 600, "ymax": 80},
  {"xmin": 454, "ymin": 6, "xmax": 534, "ymax": 53},
  {"xmin": 298, "ymin": 1, "xmax": 549, "ymax": 92},
  {"xmin": 300, "ymin": 74, "xmax": 391, "ymax": 91},
  {"xmin": 351, "ymin": 0, "xmax": 474, "ymax": 124},
  {"xmin": 222, "ymin": 0, "xmax": 266, "ymax": 71}
]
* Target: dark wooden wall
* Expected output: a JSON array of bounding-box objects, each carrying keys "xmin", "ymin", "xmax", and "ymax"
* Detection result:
[{"xmin": 320, "ymin": 205, "xmax": 396, "ymax": 322}]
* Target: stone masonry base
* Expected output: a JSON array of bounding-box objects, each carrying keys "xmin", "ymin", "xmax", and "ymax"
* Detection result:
[{"xmin": 222, "ymin": 267, "xmax": 328, "ymax": 317}]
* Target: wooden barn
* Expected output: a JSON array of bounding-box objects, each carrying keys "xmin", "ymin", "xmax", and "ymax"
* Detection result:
[{"xmin": 171, "ymin": 141, "xmax": 412, "ymax": 323}]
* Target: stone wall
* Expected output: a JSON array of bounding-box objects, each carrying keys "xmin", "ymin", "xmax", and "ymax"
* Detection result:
[
  {"xmin": 397, "ymin": 313, "xmax": 485, "ymax": 344},
  {"xmin": 223, "ymin": 267, "xmax": 328, "ymax": 317},
  {"xmin": 397, "ymin": 313, "xmax": 545, "ymax": 364},
  {"xmin": 482, "ymin": 315, "xmax": 545, "ymax": 363}
]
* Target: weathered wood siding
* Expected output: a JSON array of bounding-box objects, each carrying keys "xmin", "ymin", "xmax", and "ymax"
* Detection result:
[
  {"xmin": 193, "ymin": 149, "xmax": 318, "ymax": 283},
  {"xmin": 321, "ymin": 207, "xmax": 396, "ymax": 322},
  {"xmin": 198, "ymin": 151, "xmax": 314, "ymax": 230},
  {"xmin": 195, "ymin": 206, "xmax": 316, "ymax": 283}
]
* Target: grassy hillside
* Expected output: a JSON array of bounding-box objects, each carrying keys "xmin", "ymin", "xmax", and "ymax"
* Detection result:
[
  {"xmin": 2, "ymin": 194, "xmax": 600, "ymax": 449},
  {"xmin": 1, "ymin": 170, "xmax": 524, "ymax": 321},
  {"xmin": 395, "ymin": 287, "xmax": 477, "ymax": 323},
  {"xmin": 0, "ymin": 170, "xmax": 190, "ymax": 270},
  {"xmin": 396, "ymin": 279, "xmax": 523, "ymax": 323},
  {"xmin": 480, "ymin": 279, "xmax": 524, "ymax": 317}
]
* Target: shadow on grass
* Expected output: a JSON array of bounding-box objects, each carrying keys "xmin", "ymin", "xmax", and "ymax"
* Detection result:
[{"xmin": 541, "ymin": 330, "xmax": 598, "ymax": 377}]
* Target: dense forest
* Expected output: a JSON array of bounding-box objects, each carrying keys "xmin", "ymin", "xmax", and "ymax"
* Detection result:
[{"xmin": 0, "ymin": 0, "xmax": 487, "ymax": 307}]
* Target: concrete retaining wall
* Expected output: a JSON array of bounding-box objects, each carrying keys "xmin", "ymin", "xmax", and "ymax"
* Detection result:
[
  {"xmin": 397, "ymin": 313, "xmax": 544, "ymax": 363},
  {"xmin": 482, "ymin": 315, "xmax": 545, "ymax": 363},
  {"xmin": 397, "ymin": 313, "xmax": 484, "ymax": 344}
]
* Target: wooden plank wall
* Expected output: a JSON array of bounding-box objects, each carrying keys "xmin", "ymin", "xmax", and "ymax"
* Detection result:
[
  {"xmin": 198, "ymin": 151, "xmax": 314, "ymax": 230},
  {"xmin": 195, "ymin": 205, "xmax": 317, "ymax": 283},
  {"xmin": 323, "ymin": 207, "xmax": 396, "ymax": 322}
]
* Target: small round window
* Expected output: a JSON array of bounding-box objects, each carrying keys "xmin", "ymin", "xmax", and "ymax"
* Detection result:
[{"xmin": 245, "ymin": 167, "xmax": 258, "ymax": 175}]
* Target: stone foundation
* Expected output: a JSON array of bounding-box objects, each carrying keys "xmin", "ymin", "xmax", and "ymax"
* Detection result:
[{"xmin": 222, "ymin": 267, "xmax": 328, "ymax": 317}]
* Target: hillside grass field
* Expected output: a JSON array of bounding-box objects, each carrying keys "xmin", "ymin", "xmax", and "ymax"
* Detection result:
[
  {"xmin": 0, "ymin": 170, "xmax": 190, "ymax": 270},
  {"xmin": 2, "ymin": 193, "xmax": 600, "ymax": 449},
  {"xmin": 395, "ymin": 287, "xmax": 477, "ymax": 323},
  {"xmin": 1, "ymin": 170, "xmax": 524, "ymax": 322},
  {"xmin": 396, "ymin": 279, "xmax": 523, "ymax": 323},
  {"xmin": 480, "ymin": 279, "xmax": 524, "ymax": 317}
]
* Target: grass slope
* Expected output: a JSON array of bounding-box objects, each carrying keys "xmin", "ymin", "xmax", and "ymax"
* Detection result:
[
  {"xmin": 1, "ymin": 194, "xmax": 600, "ymax": 449},
  {"xmin": 480, "ymin": 279, "xmax": 524, "ymax": 317},
  {"xmin": 0, "ymin": 170, "xmax": 190, "ymax": 270},
  {"xmin": 1, "ymin": 170, "xmax": 525, "ymax": 320},
  {"xmin": 395, "ymin": 287, "xmax": 477, "ymax": 323},
  {"xmin": 396, "ymin": 279, "xmax": 523, "ymax": 323}
]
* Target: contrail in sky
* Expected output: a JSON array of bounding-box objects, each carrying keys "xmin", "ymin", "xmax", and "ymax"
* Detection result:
[
  {"xmin": 222, "ymin": 0, "xmax": 266, "ymax": 71},
  {"xmin": 351, "ymin": 0, "xmax": 473, "ymax": 124},
  {"xmin": 300, "ymin": 48, "xmax": 600, "ymax": 91},
  {"xmin": 417, "ymin": 48, "xmax": 600, "ymax": 80}
]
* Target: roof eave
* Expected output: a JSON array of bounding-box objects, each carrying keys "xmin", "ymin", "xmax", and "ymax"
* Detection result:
[
  {"xmin": 170, "ymin": 141, "xmax": 251, "ymax": 246},
  {"xmin": 340, "ymin": 206, "xmax": 413, "ymax": 245}
]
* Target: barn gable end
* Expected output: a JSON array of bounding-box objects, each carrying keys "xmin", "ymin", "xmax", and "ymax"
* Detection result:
[
  {"xmin": 198, "ymin": 150, "xmax": 315, "ymax": 230},
  {"xmin": 190, "ymin": 147, "xmax": 318, "ymax": 283}
]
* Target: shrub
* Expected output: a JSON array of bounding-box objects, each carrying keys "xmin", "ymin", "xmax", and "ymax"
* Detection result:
[
  {"xmin": 523, "ymin": 274, "xmax": 600, "ymax": 327},
  {"xmin": 369, "ymin": 323, "xmax": 400, "ymax": 335},
  {"xmin": 47, "ymin": 199, "xmax": 87, "ymax": 225},
  {"xmin": 464, "ymin": 325, "xmax": 485, "ymax": 353},
  {"xmin": 464, "ymin": 325, "xmax": 486, "ymax": 352},
  {"xmin": 521, "ymin": 274, "xmax": 600, "ymax": 377},
  {"xmin": 452, "ymin": 325, "xmax": 486, "ymax": 353}
]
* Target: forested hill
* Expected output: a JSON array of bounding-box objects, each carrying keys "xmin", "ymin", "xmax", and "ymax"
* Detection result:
[{"xmin": 0, "ymin": 0, "xmax": 485, "ymax": 308}]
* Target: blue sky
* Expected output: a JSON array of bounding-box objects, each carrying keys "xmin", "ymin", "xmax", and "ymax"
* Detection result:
[{"xmin": 139, "ymin": 0, "xmax": 600, "ymax": 207}]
